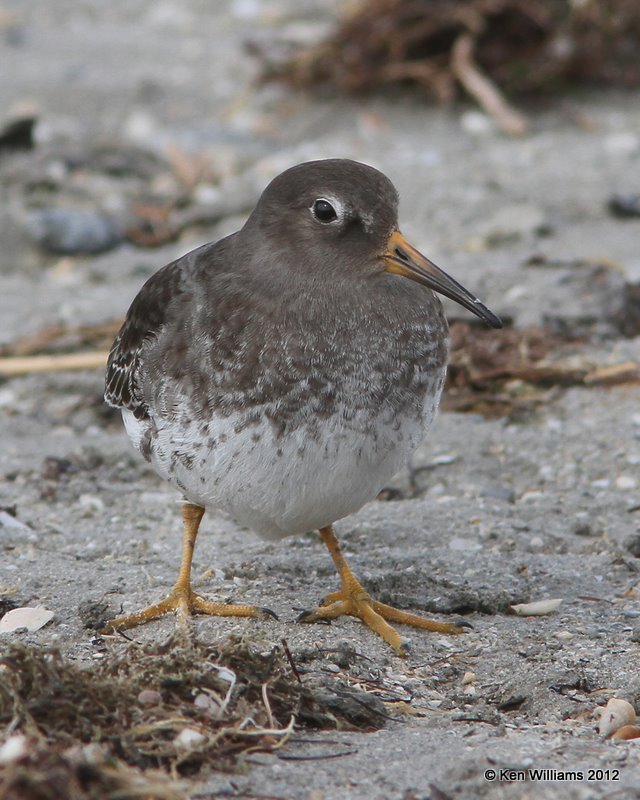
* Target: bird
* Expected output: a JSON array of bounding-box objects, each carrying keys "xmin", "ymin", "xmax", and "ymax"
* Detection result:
[{"xmin": 103, "ymin": 158, "xmax": 501, "ymax": 655}]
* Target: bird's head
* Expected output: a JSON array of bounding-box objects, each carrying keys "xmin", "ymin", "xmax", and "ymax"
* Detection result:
[{"xmin": 245, "ymin": 158, "xmax": 502, "ymax": 328}]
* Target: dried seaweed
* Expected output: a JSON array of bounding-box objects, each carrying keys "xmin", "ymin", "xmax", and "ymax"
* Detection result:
[
  {"xmin": 0, "ymin": 636, "xmax": 382, "ymax": 800},
  {"xmin": 444, "ymin": 322, "xmax": 584, "ymax": 416},
  {"xmin": 264, "ymin": 0, "xmax": 640, "ymax": 132}
]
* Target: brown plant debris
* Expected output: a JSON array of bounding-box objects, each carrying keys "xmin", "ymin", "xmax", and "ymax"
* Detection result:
[
  {"xmin": 0, "ymin": 637, "xmax": 384, "ymax": 800},
  {"xmin": 0, "ymin": 320, "xmax": 122, "ymax": 359},
  {"xmin": 443, "ymin": 322, "xmax": 640, "ymax": 416},
  {"xmin": 264, "ymin": 0, "xmax": 640, "ymax": 133}
]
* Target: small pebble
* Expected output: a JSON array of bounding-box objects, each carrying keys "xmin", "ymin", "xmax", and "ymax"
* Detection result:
[
  {"xmin": 615, "ymin": 475, "xmax": 637, "ymax": 490},
  {"xmin": 460, "ymin": 110, "xmax": 494, "ymax": 136},
  {"xmin": 480, "ymin": 486, "xmax": 516, "ymax": 503},
  {"xmin": 76, "ymin": 494, "xmax": 105, "ymax": 516},
  {"xmin": 461, "ymin": 671, "xmax": 476, "ymax": 686},
  {"xmin": 138, "ymin": 689, "xmax": 162, "ymax": 706},
  {"xmin": 194, "ymin": 693, "xmax": 220, "ymax": 717},
  {"xmin": 528, "ymin": 536, "xmax": 545, "ymax": 552},
  {"xmin": 625, "ymin": 533, "xmax": 640, "ymax": 558},
  {"xmin": 519, "ymin": 491, "xmax": 544, "ymax": 503},
  {"xmin": 573, "ymin": 521, "xmax": 599, "ymax": 537},
  {"xmin": 24, "ymin": 209, "xmax": 123, "ymax": 255},
  {"xmin": 430, "ymin": 453, "xmax": 458, "ymax": 466}
]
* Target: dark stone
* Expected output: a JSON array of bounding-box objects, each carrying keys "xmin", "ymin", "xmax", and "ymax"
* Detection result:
[
  {"xmin": 608, "ymin": 194, "xmax": 640, "ymax": 218},
  {"xmin": 25, "ymin": 208, "xmax": 123, "ymax": 255},
  {"xmin": 624, "ymin": 533, "xmax": 640, "ymax": 558}
]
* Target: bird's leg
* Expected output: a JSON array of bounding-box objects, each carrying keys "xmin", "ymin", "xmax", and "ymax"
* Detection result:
[
  {"xmin": 103, "ymin": 502, "xmax": 274, "ymax": 633},
  {"xmin": 298, "ymin": 525, "xmax": 466, "ymax": 656}
]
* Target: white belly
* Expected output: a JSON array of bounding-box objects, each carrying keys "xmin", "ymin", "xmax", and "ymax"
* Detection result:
[{"xmin": 122, "ymin": 396, "xmax": 439, "ymax": 540}]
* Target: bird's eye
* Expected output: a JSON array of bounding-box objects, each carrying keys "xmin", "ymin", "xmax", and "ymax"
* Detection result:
[{"xmin": 312, "ymin": 198, "xmax": 338, "ymax": 224}]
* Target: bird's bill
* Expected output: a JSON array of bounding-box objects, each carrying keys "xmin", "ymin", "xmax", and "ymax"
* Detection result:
[{"xmin": 383, "ymin": 230, "xmax": 502, "ymax": 329}]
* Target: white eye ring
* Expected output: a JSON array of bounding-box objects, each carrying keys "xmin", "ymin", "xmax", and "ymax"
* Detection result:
[{"xmin": 310, "ymin": 196, "xmax": 344, "ymax": 224}]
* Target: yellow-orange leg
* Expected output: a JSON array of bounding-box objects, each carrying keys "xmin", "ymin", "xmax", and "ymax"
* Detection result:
[
  {"xmin": 102, "ymin": 503, "xmax": 275, "ymax": 633},
  {"xmin": 298, "ymin": 525, "xmax": 467, "ymax": 656}
]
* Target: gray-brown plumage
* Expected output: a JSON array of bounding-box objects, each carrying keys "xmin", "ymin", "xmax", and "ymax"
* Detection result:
[{"xmin": 103, "ymin": 159, "xmax": 501, "ymax": 654}]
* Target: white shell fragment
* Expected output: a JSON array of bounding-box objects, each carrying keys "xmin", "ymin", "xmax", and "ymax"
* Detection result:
[
  {"xmin": 0, "ymin": 606, "xmax": 54, "ymax": 633},
  {"xmin": 598, "ymin": 698, "xmax": 637, "ymax": 738},
  {"xmin": 174, "ymin": 728, "xmax": 207, "ymax": 750},
  {"xmin": 510, "ymin": 599, "xmax": 563, "ymax": 616},
  {"xmin": 461, "ymin": 671, "xmax": 476, "ymax": 686},
  {"xmin": 0, "ymin": 735, "xmax": 29, "ymax": 765}
]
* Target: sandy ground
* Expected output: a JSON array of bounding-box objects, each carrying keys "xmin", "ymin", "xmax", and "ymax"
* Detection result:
[{"xmin": 1, "ymin": 2, "xmax": 640, "ymax": 799}]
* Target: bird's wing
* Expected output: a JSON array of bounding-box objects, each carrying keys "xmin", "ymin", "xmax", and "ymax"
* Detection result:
[{"xmin": 104, "ymin": 259, "xmax": 186, "ymax": 418}]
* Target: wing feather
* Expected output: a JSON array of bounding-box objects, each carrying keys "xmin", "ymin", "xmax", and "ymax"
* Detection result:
[{"xmin": 104, "ymin": 261, "xmax": 184, "ymax": 417}]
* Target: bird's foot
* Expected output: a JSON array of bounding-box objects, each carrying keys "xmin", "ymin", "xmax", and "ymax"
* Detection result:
[
  {"xmin": 298, "ymin": 586, "xmax": 467, "ymax": 657},
  {"xmin": 102, "ymin": 583, "xmax": 276, "ymax": 634}
]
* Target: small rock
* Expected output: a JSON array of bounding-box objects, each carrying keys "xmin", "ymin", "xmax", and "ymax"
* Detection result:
[
  {"xmin": 335, "ymin": 640, "xmax": 358, "ymax": 669},
  {"xmin": 138, "ymin": 689, "xmax": 163, "ymax": 706},
  {"xmin": 0, "ymin": 115, "xmax": 36, "ymax": 151},
  {"xmin": 608, "ymin": 194, "xmax": 640, "ymax": 219},
  {"xmin": 528, "ymin": 536, "xmax": 545, "ymax": 552},
  {"xmin": 480, "ymin": 486, "xmax": 516, "ymax": 503},
  {"xmin": 42, "ymin": 456, "xmax": 73, "ymax": 481},
  {"xmin": 615, "ymin": 475, "xmax": 637, "ymax": 491},
  {"xmin": 625, "ymin": 534, "xmax": 640, "ymax": 558},
  {"xmin": 76, "ymin": 494, "xmax": 105, "ymax": 516},
  {"xmin": 460, "ymin": 110, "xmax": 494, "ymax": 136},
  {"xmin": 598, "ymin": 698, "xmax": 636, "ymax": 738},
  {"xmin": 0, "ymin": 606, "xmax": 54, "ymax": 633},
  {"xmin": 194, "ymin": 692, "xmax": 219, "ymax": 716},
  {"xmin": 24, "ymin": 209, "xmax": 123, "ymax": 255},
  {"xmin": 519, "ymin": 491, "xmax": 544, "ymax": 503},
  {"xmin": 314, "ymin": 684, "xmax": 388, "ymax": 728},
  {"xmin": 573, "ymin": 520, "xmax": 600, "ymax": 537},
  {"xmin": 77, "ymin": 599, "xmax": 111, "ymax": 630}
]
